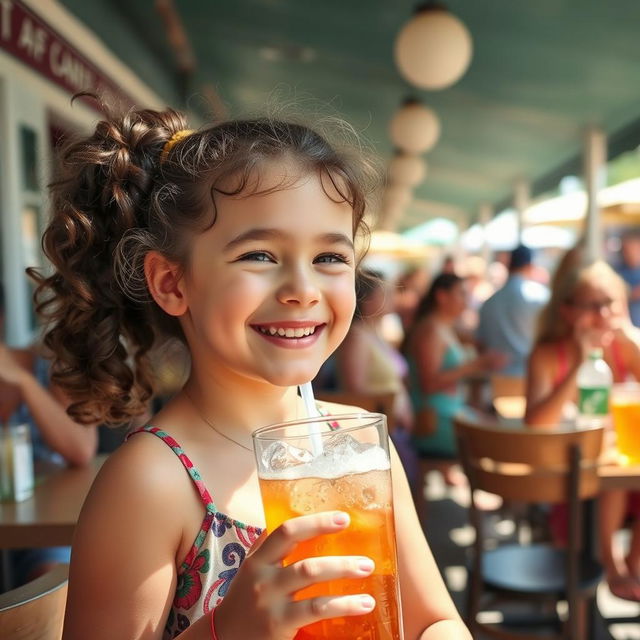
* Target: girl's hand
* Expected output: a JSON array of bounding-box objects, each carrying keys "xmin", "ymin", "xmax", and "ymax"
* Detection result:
[{"xmin": 213, "ymin": 511, "xmax": 375, "ymax": 640}]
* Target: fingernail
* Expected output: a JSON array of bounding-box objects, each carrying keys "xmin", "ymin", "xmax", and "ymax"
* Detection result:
[
  {"xmin": 333, "ymin": 512, "xmax": 349, "ymax": 526},
  {"xmin": 360, "ymin": 595, "xmax": 375, "ymax": 611},
  {"xmin": 358, "ymin": 558, "xmax": 374, "ymax": 573}
]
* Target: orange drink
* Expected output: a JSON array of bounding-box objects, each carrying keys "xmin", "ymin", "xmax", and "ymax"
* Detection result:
[
  {"xmin": 253, "ymin": 414, "xmax": 402, "ymax": 640},
  {"xmin": 611, "ymin": 383, "xmax": 640, "ymax": 464}
]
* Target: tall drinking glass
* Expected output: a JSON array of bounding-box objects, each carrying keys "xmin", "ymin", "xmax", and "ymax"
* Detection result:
[
  {"xmin": 252, "ymin": 413, "xmax": 403, "ymax": 640},
  {"xmin": 610, "ymin": 382, "xmax": 640, "ymax": 464}
]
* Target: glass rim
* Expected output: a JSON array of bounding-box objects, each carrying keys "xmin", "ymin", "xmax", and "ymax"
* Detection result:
[{"xmin": 252, "ymin": 412, "xmax": 385, "ymax": 442}]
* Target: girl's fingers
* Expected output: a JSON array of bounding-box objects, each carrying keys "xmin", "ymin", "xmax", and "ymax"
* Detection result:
[
  {"xmin": 286, "ymin": 593, "xmax": 376, "ymax": 628},
  {"xmin": 255, "ymin": 512, "xmax": 351, "ymax": 565},
  {"xmin": 273, "ymin": 555, "xmax": 375, "ymax": 593}
]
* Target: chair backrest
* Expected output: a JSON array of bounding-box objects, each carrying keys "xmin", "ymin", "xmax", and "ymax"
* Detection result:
[
  {"xmin": 454, "ymin": 407, "xmax": 603, "ymax": 504},
  {"xmin": 0, "ymin": 564, "xmax": 68, "ymax": 640},
  {"xmin": 315, "ymin": 390, "xmax": 396, "ymax": 420},
  {"xmin": 491, "ymin": 374, "xmax": 525, "ymax": 398}
]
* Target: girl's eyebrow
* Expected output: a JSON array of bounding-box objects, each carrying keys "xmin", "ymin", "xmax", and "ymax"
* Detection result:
[{"xmin": 224, "ymin": 228, "xmax": 354, "ymax": 252}]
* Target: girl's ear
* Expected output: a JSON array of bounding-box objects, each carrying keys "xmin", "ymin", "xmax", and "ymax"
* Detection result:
[{"xmin": 144, "ymin": 251, "xmax": 187, "ymax": 317}]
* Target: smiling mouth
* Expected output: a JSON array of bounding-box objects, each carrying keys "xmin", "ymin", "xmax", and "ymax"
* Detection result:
[{"xmin": 253, "ymin": 325, "xmax": 320, "ymax": 338}]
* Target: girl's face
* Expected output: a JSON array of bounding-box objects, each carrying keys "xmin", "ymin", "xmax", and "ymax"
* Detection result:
[
  {"xmin": 562, "ymin": 280, "xmax": 615, "ymax": 333},
  {"xmin": 178, "ymin": 160, "xmax": 357, "ymax": 389}
]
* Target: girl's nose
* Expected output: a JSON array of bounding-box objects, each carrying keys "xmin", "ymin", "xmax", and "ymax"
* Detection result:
[{"xmin": 276, "ymin": 265, "xmax": 321, "ymax": 307}]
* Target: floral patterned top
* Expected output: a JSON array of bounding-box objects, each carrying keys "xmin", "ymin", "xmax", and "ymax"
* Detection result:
[{"xmin": 127, "ymin": 426, "xmax": 263, "ymax": 639}]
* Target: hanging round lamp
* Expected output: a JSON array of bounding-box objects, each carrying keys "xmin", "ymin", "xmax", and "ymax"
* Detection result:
[
  {"xmin": 388, "ymin": 152, "xmax": 427, "ymax": 187},
  {"xmin": 394, "ymin": 2, "xmax": 473, "ymax": 90},
  {"xmin": 389, "ymin": 99, "xmax": 440, "ymax": 154}
]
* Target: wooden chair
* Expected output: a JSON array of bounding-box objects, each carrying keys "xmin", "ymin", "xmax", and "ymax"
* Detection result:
[
  {"xmin": 0, "ymin": 563, "xmax": 68, "ymax": 640},
  {"xmin": 454, "ymin": 409, "xmax": 604, "ymax": 640}
]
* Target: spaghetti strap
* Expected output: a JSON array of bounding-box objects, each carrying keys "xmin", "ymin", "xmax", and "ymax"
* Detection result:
[{"xmin": 127, "ymin": 425, "xmax": 216, "ymax": 511}]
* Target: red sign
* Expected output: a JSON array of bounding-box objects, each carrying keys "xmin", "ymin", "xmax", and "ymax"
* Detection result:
[{"xmin": 0, "ymin": 0, "xmax": 138, "ymax": 111}]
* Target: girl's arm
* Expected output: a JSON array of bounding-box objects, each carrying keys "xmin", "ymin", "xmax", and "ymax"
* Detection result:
[
  {"xmin": 0, "ymin": 344, "xmax": 97, "ymax": 466},
  {"xmin": 524, "ymin": 344, "xmax": 578, "ymax": 427},
  {"xmin": 63, "ymin": 437, "xmax": 185, "ymax": 639},
  {"xmin": 390, "ymin": 444, "xmax": 471, "ymax": 639}
]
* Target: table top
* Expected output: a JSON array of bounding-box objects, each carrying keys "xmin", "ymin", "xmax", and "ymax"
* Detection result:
[
  {"xmin": 0, "ymin": 455, "xmax": 106, "ymax": 549},
  {"xmin": 598, "ymin": 460, "xmax": 640, "ymax": 491}
]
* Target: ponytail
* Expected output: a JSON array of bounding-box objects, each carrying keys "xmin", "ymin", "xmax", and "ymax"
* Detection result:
[{"xmin": 31, "ymin": 102, "xmax": 188, "ymax": 425}]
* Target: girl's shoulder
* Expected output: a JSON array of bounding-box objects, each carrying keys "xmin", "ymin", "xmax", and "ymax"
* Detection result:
[
  {"xmin": 531, "ymin": 339, "xmax": 567, "ymax": 361},
  {"xmin": 88, "ymin": 427, "xmax": 193, "ymax": 520},
  {"xmin": 528, "ymin": 340, "xmax": 566, "ymax": 379}
]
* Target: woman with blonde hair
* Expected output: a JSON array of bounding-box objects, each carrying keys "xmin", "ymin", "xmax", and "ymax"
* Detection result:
[{"xmin": 525, "ymin": 249, "xmax": 640, "ymax": 601}]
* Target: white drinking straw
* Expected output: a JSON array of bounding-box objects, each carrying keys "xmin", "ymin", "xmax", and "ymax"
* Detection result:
[{"xmin": 299, "ymin": 381, "xmax": 324, "ymax": 456}]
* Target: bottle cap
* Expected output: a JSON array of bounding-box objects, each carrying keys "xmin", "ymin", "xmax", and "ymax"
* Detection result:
[{"xmin": 588, "ymin": 348, "xmax": 603, "ymax": 359}]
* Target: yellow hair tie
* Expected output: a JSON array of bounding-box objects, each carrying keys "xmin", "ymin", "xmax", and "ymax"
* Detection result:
[{"xmin": 161, "ymin": 129, "xmax": 195, "ymax": 162}]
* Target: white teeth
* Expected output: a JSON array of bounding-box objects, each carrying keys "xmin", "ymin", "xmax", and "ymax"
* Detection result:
[{"xmin": 257, "ymin": 325, "xmax": 317, "ymax": 338}]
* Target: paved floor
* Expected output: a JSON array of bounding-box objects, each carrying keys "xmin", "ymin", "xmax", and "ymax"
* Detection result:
[{"xmin": 420, "ymin": 470, "xmax": 640, "ymax": 639}]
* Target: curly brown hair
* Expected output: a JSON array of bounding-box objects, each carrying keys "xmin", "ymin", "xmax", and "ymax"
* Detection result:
[{"xmin": 30, "ymin": 99, "xmax": 377, "ymax": 426}]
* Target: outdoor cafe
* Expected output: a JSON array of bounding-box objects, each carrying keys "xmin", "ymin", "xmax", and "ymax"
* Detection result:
[{"xmin": 3, "ymin": 1, "xmax": 640, "ymax": 639}]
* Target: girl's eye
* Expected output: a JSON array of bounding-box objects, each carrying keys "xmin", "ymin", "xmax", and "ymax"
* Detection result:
[
  {"xmin": 314, "ymin": 253, "xmax": 351, "ymax": 265},
  {"xmin": 238, "ymin": 251, "xmax": 274, "ymax": 263}
]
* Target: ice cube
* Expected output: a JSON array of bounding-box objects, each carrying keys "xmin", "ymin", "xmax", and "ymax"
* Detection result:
[
  {"xmin": 323, "ymin": 433, "xmax": 369, "ymax": 459},
  {"xmin": 261, "ymin": 441, "xmax": 313, "ymax": 472}
]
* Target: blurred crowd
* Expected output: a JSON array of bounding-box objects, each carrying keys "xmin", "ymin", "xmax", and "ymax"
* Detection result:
[{"xmin": 3, "ymin": 229, "xmax": 640, "ymax": 598}]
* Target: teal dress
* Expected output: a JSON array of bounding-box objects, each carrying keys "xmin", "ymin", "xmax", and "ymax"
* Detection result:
[{"xmin": 408, "ymin": 341, "xmax": 465, "ymax": 458}]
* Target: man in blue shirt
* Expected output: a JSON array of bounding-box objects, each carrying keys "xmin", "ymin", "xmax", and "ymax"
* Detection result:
[
  {"xmin": 476, "ymin": 245, "xmax": 550, "ymax": 377},
  {"xmin": 617, "ymin": 231, "xmax": 640, "ymax": 327}
]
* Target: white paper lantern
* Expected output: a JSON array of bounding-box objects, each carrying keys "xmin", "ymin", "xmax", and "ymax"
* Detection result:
[
  {"xmin": 388, "ymin": 154, "xmax": 427, "ymax": 187},
  {"xmin": 394, "ymin": 5, "xmax": 473, "ymax": 90},
  {"xmin": 389, "ymin": 101, "xmax": 440, "ymax": 154}
]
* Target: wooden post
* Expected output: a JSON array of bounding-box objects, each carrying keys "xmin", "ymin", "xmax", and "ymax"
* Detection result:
[
  {"xmin": 513, "ymin": 178, "xmax": 530, "ymax": 244},
  {"xmin": 583, "ymin": 127, "xmax": 607, "ymax": 260}
]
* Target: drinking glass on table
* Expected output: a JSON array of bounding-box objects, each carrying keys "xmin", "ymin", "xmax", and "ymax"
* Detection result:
[
  {"xmin": 610, "ymin": 382, "xmax": 640, "ymax": 464},
  {"xmin": 252, "ymin": 413, "xmax": 403, "ymax": 640}
]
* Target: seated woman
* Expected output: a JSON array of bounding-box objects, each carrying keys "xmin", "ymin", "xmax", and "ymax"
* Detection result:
[
  {"xmin": 403, "ymin": 273, "xmax": 505, "ymax": 467},
  {"xmin": 0, "ymin": 336, "xmax": 97, "ymax": 585},
  {"xmin": 525, "ymin": 253, "xmax": 640, "ymax": 601}
]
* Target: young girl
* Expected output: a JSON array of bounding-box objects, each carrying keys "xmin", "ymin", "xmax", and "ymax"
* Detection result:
[
  {"xmin": 33, "ymin": 105, "xmax": 470, "ymax": 639},
  {"xmin": 525, "ymin": 253, "xmax": 640, "ymax": 601}
]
